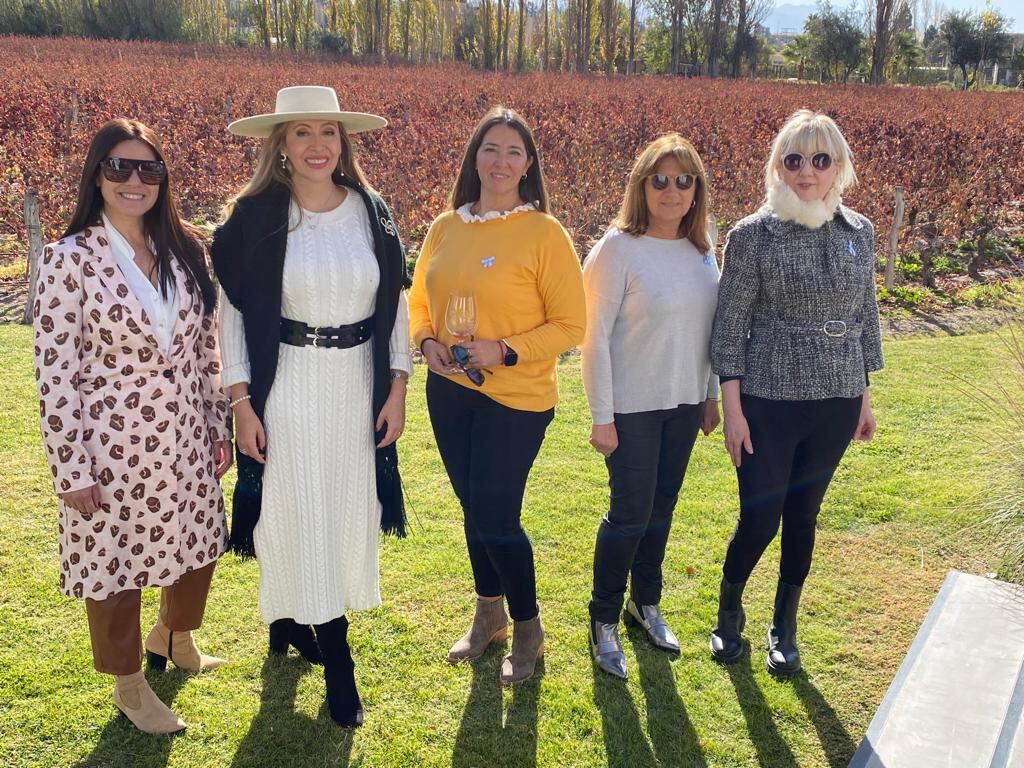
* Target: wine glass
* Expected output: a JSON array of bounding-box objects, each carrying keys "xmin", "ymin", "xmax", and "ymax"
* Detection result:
[{"xmin": 445, "ymin": 294, "xmax": 477, "ymax": 344}]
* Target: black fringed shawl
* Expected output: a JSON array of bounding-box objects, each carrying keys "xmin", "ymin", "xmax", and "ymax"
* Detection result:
[{"xmin": 210, "ymin": 175, "xmax": 409, "ymax": 557}]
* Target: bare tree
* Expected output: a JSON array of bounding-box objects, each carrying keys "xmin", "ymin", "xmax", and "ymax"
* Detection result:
[
  {"xmin": 600, "ymin": 0, "xmax": 617, "ymax": 72},
  {"xmin": 516, "ymin": 0, "xmax": 526, "ymax": 69},
  {"xmin": 870, "ymin": 0, "xmax": 908, "ymax": 83},
  {"xmin": 627, "ymin": 0, "xmax": 638, "ymax": 72}
]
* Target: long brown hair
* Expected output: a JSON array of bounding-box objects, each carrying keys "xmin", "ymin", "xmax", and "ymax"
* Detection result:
[
  {"xmin": 448, "ymin": 106, "xmax": 550, "ymax": 214},
  {"xmin": 224, "ymin": 120, "xmax": 371, "ymax": 218},
  {"xmin": 63, "ymin": 119, "xmax": 216, "ymax": 314},
  {"xmin": 612, "ymin": 133, "xmax": 713, "ymax": 252}
]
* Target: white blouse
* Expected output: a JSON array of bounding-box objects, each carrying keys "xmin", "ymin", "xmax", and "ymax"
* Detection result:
[
  {"xmin": 219, "ymin": 197, "xmax": 412, "ymax": 388},
  {"xmin": 102, "ymin": 213, "xmax": 179, "ymax": 356}
]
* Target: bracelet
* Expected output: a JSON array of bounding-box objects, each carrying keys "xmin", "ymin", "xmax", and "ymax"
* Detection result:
[
  {"xmin": 419, "ymin": 337, "xmax": 439, "ymax": 354},
  {"xmin": 229, "ymin": 394, "xmax": 252, "ymax": 409},
  {"xmin": 390, "ymin": 370, "xmax": 410, "ymax": 382}
]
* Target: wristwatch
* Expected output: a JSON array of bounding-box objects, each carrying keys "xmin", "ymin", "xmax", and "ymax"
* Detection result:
[{"xmin": 500, "ymin": 339, "xmax": 518, "ymax": 367}]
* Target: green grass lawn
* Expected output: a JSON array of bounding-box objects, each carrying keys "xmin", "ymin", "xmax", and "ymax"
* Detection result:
[{"xmin": 0, "ymin": 324, "xmax": 1015, "ymax": 768}]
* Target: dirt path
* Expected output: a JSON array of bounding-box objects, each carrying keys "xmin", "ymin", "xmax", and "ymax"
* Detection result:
[
  {"xmin": 2, "ymin": 275, "xmax": 1017, "ymax": 336},
  {"xmin": 0, "ymin": 279, "xmax": 28, "ymax": 324}
]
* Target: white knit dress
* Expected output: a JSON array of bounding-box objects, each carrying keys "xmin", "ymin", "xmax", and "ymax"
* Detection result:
[{"xmin": 219, "ymin": 194, "xmax": 411, "ymax": 625}]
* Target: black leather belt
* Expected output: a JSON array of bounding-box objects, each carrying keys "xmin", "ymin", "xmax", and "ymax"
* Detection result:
[{"xmin": 280, "ymin": 317, "xmax": 373, "ymax": 348}]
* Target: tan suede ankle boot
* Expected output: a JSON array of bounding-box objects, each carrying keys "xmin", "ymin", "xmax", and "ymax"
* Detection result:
[
  {"xmin": 500, "ymin": 614, "xmax": 544, "ymax": 685},
  {"xmin": 447, "ymin": 597, "xmax": 509, "ymax": 664},
  {"xmin": 145, "ymin": 621, "xmax": 226, "ymax": 672},
  {"xmin": 113, "ymin": 671, "xmax": 186, "ymax": 734}
]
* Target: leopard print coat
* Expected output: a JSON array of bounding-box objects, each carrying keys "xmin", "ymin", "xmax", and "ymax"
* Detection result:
[{"xmin": 33, "ymin": 226, "xmax": 231, "ymax": 600}]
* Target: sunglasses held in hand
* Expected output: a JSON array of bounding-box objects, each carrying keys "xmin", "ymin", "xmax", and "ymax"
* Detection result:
[
  {"xmin": 450, "ymin": 345, "xmax": 486, "ymax": 387},
  {"xmin": 100, "ymin": 157, "xmax": 167, "ymax": 185}
]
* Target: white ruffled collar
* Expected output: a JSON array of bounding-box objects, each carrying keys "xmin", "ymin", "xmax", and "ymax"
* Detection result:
[
  {"xmin": 456, "ymin": 201, "xmax": 536, "ymax": 223},
  {"xmin": 766, "ymin": 181, "xmax": 842, "ymax": 230}
]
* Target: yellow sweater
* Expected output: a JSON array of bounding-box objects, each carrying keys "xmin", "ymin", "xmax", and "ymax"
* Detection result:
[{"xmin": 408, "ymin": 208, "xmax": 586, "ymax": 412}]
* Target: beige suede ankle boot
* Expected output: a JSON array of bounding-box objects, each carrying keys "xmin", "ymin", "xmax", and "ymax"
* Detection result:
[
  {"xmin": 145, "ymin": 621, "xmax": 226, "ymax": 672},
  {"xmin": 500, "ymin": 614, "xmax": 544, "ymax": 685},
  {"xmin": 447, "ymin": 597, "xmax": 509, "ymax": 663},
  {"xmin": 113, "ymin": 671, "xmax": 186, "ymax": 734}
]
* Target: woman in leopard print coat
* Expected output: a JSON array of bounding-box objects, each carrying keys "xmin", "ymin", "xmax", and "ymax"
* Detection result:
[{"xmin": 32, "ymin": 119, "xmax": 232, "ymax": 735}]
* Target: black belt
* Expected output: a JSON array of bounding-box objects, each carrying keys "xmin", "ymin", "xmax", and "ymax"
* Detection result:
[{"xmin": 280, "ymin": 317, "xmax": 373, "ymax": 348}]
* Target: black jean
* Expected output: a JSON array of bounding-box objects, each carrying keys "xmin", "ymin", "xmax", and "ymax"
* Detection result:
[
  {"xmin": 589, "ymin": 403, "xmax": 704, "ymax": 624},
  {"xmin": 722, "ymin": 394, "xmax": 861, "ymax": 587},
  {"xmin": 426, "ymin": 373, "xmax": 554, "ymax": 622}
]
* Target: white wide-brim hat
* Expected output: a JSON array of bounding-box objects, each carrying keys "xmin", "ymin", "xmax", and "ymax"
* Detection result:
[{"xmin": 227, "ymin": 86, "xmax": 387, "ymax": 138}]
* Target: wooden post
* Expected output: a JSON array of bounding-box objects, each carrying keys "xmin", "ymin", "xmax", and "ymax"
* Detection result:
[
  {"xmin": 885, "ymin": 187, "xmax": 904, "ymax": 292},
  {"xmin": 22, "ymin": 188, "xmax": 43, "ymax": 325}
]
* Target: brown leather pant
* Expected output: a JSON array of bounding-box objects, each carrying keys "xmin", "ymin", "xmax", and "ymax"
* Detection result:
[{"xmin": 84, "ymin": 562, "xmax": 216, "ymax": 675}]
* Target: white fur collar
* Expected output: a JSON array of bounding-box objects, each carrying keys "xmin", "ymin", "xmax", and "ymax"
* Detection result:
[
  {"xmin": 456, "ymin": 202, "xmax": 535, "ymax": 223},
  {"xmin": 766, "ymin": 181, "xmax": 842, "ymax": 230}
]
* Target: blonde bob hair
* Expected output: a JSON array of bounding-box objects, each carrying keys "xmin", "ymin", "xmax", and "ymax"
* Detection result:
[
  {"xmin": 612, "ymin": 133, "xmax": 712, "ymax": 253},
  {"xmin": 765, "ymin": 109, "xmax": 857, "ymax": 195},
  {"xmin": 223, "ymin": 120, "xmax": 371, "ymax": 219}
]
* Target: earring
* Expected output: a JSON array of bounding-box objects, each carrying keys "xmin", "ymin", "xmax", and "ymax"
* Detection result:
[{"xmin": 279, "ymin": 153, "xmax": 289, "ymax": 170}]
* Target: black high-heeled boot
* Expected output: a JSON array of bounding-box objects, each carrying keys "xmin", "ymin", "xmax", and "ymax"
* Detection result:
[
  {"xmin": 313, "ymin": 615, "xmax": 363, "ymax": 728},
  {"xmin": 710, "ymin": 577, "xmax": 747, "ymax": 663},
  {"xmin": 269, "ymin": 619, "xmax": 323, "ymax": 664},
  {"xmin": 766, "ymin": 580, "xmax": 803, "ymax": 676}
]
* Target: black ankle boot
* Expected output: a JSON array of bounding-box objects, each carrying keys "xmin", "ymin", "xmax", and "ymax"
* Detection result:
[
  {"xmin": 710, "ymin": 577, "xmax": 747, "ymax": 663},
  {"xmin": 766, "ymin": 580, "xmax": 803, "ymax": 675},
  {"xmin": 314, "ymin": 616, "xmax": 363, "ymax": 728},
  {"xmin": 268, "ymin": 619, "xmax": 324, "ymax": 665}
]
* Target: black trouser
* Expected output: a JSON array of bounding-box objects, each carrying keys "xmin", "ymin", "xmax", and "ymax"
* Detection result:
[
  {"xmin": 722, "ymin": 394, "xmax": 861, "ymax": 587},
  {"xmin": 426, "ymin": 373, "xmax": 554, "ymax": 622},
  {"xmin": 589, "ymin": 403, "xmax": 704, "ymax": 624}
]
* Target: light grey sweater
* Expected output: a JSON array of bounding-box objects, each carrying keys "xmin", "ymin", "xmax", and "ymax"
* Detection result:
[{"xmin": 581, "ymin": 228, "xmax": 720, "ymax": 425}]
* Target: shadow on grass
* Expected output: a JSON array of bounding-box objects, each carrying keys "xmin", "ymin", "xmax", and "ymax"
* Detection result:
[
  {"xmin": 625, "ymin": 623, "xmax": 708, "ymax": 767},
  {"xmin": 451, "ymin": 644, "xmax": 540, "ymax": 768},
  {"xmin": 71, "ymin": 669, "xmax": 189, "ymax": 768},
  {"xmin": 791, "ymin": 673, "xmax": 857, "ymax": 768},
  {"xmin": 230, "ymin": 655, "xmax": 353, "ymax": 768},
  {"xmin": 592, "ymin": 661, "xmax": 655, "ymax": 768},
  {"xmin": 725, "ymin": 650, "xmax": 799, "ymax": 768}
]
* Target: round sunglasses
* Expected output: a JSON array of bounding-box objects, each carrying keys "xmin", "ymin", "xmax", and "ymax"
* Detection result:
[
  {"xmin": 782, "ymin": 152, "xmax": 833, "ymax": 172},
  {"xmin": 648, "ymin": 173, "xmax": 696, "ymax": 191},
  {"xmin": 100, "ymin": 157, "xmax": 167, "ymax": 185}
]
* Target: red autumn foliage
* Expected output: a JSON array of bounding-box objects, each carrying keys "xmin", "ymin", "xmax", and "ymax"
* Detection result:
[{"xmin": 2, "ymin": 36, "xmax": 1022, "ymax": 259}]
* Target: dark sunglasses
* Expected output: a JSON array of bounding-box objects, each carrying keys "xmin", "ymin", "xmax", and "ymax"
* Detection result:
[
  {"xmin": 782, "ymin": 152, "xmax": 833, "ymax": 172},
  {"xmin": 100, "ymin": 157, "xmax": 167, "ymax": 185},
  {"xmin": 648, "ymin": 173, "xmax": 696, "ymax": 191},
  {"xmin": 450, "ymin": 345, "xmax": 486, "ymax": 387}
]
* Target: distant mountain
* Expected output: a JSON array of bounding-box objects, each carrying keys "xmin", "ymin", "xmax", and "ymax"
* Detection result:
[{"xmin": 765, "ymin": 4, "xmax": 816, "ymax": 34}]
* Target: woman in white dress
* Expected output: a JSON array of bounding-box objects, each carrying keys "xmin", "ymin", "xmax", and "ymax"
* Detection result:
[{"xmin": 210, "ymin": 87, "xmax": 411, "ymax": 728}]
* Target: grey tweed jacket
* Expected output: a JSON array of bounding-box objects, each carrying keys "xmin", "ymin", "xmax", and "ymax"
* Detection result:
[{"xmin": 710, "ymin": 204, "xmax": 884, "ymax": 401}]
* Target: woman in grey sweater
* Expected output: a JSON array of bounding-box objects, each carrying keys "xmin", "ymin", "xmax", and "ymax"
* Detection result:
[
  {"xmin": 582, "ymin": 134, "xmax": 721, "ymax": 679},
  {"xmin": 709, "ymin": 110, "xmax": 883, "ymax": 675}
]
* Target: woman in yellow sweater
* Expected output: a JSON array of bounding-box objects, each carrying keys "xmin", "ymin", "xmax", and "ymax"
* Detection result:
[{"xmin": 408, "ymin": 106, "xmax": 586, "ymax": 685}]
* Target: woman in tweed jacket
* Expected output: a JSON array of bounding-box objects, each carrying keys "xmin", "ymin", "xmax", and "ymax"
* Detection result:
[{"xmin": 708, "ymin": 110, "xmax": 882, "ymax": 675}]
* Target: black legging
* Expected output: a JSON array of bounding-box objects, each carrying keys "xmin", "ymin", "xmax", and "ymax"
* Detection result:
[
  {"xmin": 589, "ymin": 403, "xmax": 703, "ymax": 624},
  {"xmin": 722, "ymin": 394, "xmax": 861, "ymax": 586},
  {"xmin": 426, "ymin": 373, "xmax": 553, "ymax": 621}
]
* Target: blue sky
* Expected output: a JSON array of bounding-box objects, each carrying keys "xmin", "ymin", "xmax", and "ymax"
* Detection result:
[
  {"xmin": 945, "ymin": 0, "xmax": 1023, "ymax": 24},
  {"xmin": 767, "ymin": 1, "xmax": 1024, "ymax": 33}
]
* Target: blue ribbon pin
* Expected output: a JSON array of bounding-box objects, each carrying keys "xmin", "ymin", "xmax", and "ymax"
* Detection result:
[
  {"xmin": 847, "ymin": 239, "xmax": 856, "ymax": 257},
  {"xmin": 481, "ymin": 256, "xmax": 495, "ymax": 268}
]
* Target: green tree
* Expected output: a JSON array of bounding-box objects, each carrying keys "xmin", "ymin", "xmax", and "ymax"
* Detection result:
[{"xmin": 803, "ymin": 3, "xmax": 864, "ymax": 82}]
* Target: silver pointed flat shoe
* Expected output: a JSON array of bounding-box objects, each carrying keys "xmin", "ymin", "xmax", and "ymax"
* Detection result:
[
  {"xmin": 625, "ymin": 599, "xmax": 680, "ymax": 652},
  {"xmin": 590, "ymin": 620, "xmax": 627, "ymax": 679}
]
